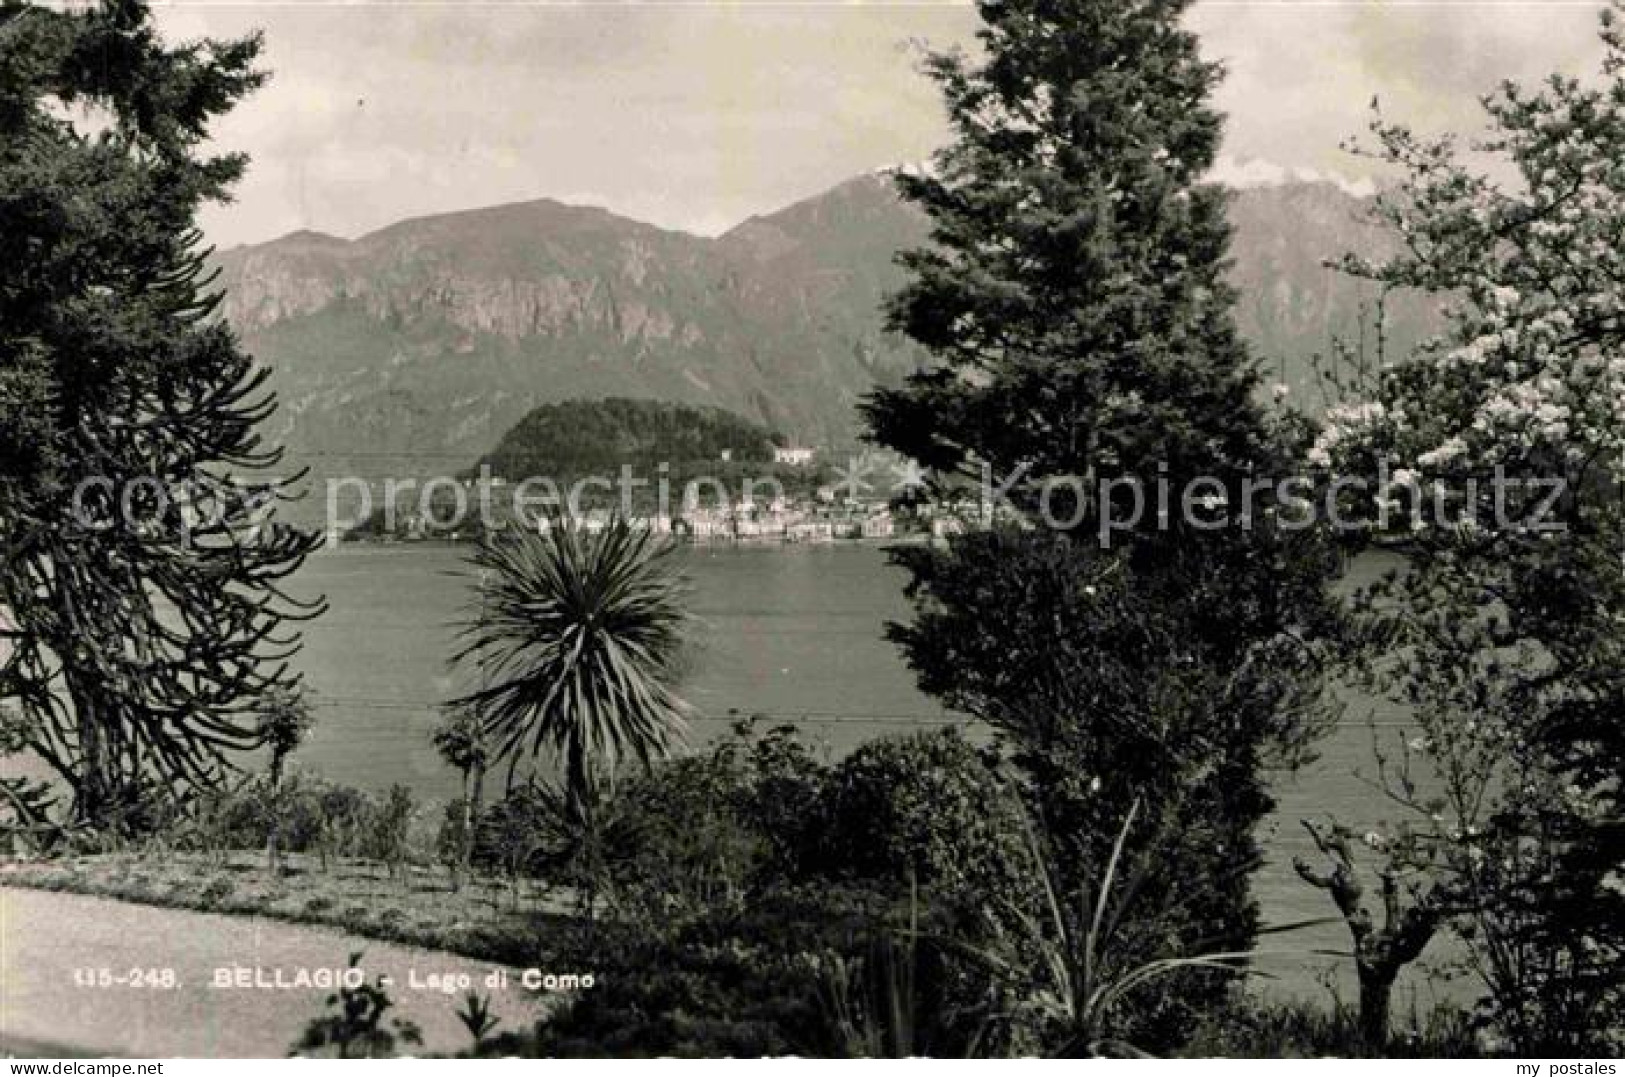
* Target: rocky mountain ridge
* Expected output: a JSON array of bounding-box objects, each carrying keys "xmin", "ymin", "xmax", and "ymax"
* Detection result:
[{"xmin": 213, "ymin": 174, "xmax": 1442, "ymax": 522}]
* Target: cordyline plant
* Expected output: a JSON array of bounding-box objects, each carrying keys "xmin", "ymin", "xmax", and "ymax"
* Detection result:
[
  {"xmin": 448, "ymin": 518, "xmax": 691, "ymax": 813},
  {"xmin": 963, "ymin": 800, "xmax": 1332, "ymax": 1058},
  {"xmin": 432, "ymin": 702, "xmax": 490, "ymax": 874}
]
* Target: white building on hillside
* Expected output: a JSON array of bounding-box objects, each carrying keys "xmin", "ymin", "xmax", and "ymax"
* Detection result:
[{"xmin": 773, "ymin": 446, "xmax": 816, "ymax": 467}]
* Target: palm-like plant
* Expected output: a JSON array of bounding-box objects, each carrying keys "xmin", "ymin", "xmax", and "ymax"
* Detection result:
[
  {"xmin": 432, "ymin": 704, "xmax": 490, "ymax": 805},
  {"xmin": 432, "ymin": 703, "xmax": 490, "ymax": 875},
  {"xmin": 450, "ymin": 519, "xmax": 691, "ymax": 814},
  {"xmin": 256, "ymin": 686, "xmax": 315, "ymax": 875},
  {"xmin": 965, "ymin": 800, "xmax": 1328, "ymax": 1057},
  {"xmin": 258, "ymin": 686, "xmax": 316, "ymax": 789}
]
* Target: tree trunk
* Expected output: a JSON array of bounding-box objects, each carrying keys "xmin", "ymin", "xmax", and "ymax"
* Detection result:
[
  {"xmin": 1357, "ymin": 962, "xmax": 1395, "ymax": 1053},
  {"xmin": 266, "ymin": 755, "xmax": 288, "ymax": 875},
  {"xmin": 69, "ymin": 686, "xmax": 112, "ymax": 827},
  {"xmin": 462, "ymin": 760, "xmax": 486, "ymax": 871}
]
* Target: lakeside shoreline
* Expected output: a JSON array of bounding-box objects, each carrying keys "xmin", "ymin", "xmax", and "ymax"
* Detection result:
[{"xmin": 332, "ymin": 533, "xmax": 933, "ymax": 550}]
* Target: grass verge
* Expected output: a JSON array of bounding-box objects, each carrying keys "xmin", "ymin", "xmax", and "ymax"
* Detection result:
[{"xmin": 0, "ymin": 851, "xmax": 579, "ymax": 969}]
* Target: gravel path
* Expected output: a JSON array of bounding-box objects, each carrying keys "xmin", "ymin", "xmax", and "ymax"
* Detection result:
[{"xmin": 1, "ymin": 887, "xmax": 557, "ymax": 1057}]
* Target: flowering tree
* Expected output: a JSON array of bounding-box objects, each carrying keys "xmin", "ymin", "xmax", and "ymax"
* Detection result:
[{"xmin": 1310, "ymin": 3, "xmax": 1625, "ymax": 1050}]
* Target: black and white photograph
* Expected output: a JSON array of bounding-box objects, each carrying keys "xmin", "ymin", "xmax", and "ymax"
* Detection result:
[{"xmin": 1, "ymin": 0, "xmax": 1622, "ymax": 1061}]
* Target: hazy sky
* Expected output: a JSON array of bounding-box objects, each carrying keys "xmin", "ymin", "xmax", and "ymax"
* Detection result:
[{"xmin": 153, "ymin": 1, "xmax": 1613, "ymax": 250}]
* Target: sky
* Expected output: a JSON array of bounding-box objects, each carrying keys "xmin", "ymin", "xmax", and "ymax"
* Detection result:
[{"xmin": 148, "ymin": 0, "xmax": 1616, "ymax": 250}]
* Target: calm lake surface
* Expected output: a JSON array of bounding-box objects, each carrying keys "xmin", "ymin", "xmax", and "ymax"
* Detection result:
[{"xmin": 286, "ymin": 543, "xmax": 1460, "ymax": 1006}]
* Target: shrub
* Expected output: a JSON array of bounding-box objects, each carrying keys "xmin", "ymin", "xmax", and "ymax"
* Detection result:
[
  {"xmin": 810, "ymin": 728, "xmax": 1027, "ymax": 906},
  {"xmin": 473, "ymin": 782, "xmax": 559, "ymax": 905},
  {"xmin": 361, "ymin": 785, "xmax": 416, "ymax": 879},
  {"xmin": 455, "ymin": 992, "xmax": 502, "ymax": 1051},
  {"xmin": 713, "ymin": 718, "xmax": 828, "ymax": 879},
  {"xmin": 285, "ymin": 777, "xmax": 337, "ymax": 854},
  {"xmin": 884, "ymin": 531, "xmax": 1338, "ymax": 1050},
  {"xmin": 199, "ymin": 876, "xmax": 235, "ymax": 907},
  {"xmin": 963, "ymin": 799, "xmax": 1290, "ymax": 1057},
  {"xmin": 862, "ymin": 0, "xmax": 1344, "ymax": 1045},
  {"xmin": 309, "ymin": 784, "xmax": 375, "ymax": 869},
  {"xmin": 403, "ymin": 798, "xmax": 443, "ymax": 870},
  {"xmin": 1182, "ymin": 999, "xmax": 1481, "ymax": 1059},
  {"xmin": 1304, "ymin": 6, "xmax": 1625, "ymax": 1049},
  {"xmin": 815, "ymin": 903, "xmax": 990, "ymax": 1057},
  {"xmin": 436, "ymin": 800, "xmax": 473, "ymax": 885},
  {"xmin": 603, "ymin": 750, "xmax": 768, "ymax": 932},
  {"xmin": 583, "ymin": 718, "xmax": 829, "ymax": 934},
  {"xmin": 492, "ymin": 877, "xmax": 1010, "ymax": 1058},
  {"xmin": 373, "ymin": 907, "xmax": 408, "ymax": 932}
]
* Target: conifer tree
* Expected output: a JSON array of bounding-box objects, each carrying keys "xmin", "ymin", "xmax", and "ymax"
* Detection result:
[
  {"xmin": 868, "ymin": 0, "xmax": 1266, "ymax": 492},
  {"xmin": 0, "ymin": 0, "xmax": 322, "ymax": 826},
  {"xmin": 865, "ymin": 0, "xmax": 1341, "ymax": 1043}
]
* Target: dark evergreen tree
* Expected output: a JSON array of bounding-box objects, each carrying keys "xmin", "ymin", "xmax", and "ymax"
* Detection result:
[
  {"xmin": 0, "ymin": 0, "xmax": 322, "ymax": 826},
  {"xmin": 868, "ymin": 0, "xmax": 1263, "ymax": 490},
  {"xmin": 863, "ymin": 0, "xmax": 1342, "ymax": 1046}
]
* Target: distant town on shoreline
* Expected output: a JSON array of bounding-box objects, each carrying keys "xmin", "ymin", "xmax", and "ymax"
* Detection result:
[{"xmin": 336, "ymin": 451, "xmax": 968, "ymax": 548}]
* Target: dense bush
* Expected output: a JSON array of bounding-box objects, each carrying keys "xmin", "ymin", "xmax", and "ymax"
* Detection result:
[
  {"xmin": 602, "ymin": 753, "xmax": 767, "ymax": 931},
  {"xmin": 479, "ymin": 397, "xmax": 781, "ymax": 479},
  {"xmin": 361, "ymin": 785, "xmax": 418, "ymax": 878},
  {"xmin": 148, "ymin": 776, "xmax": 434, "ymax": 876},
  {"xmin": 809, "ymin": 727, "xmax": 1027, "ymax": 905},
  {"xmin": 307, "ymin": 783, "xmax": 377, "ymax": 869},
  {"xmin": 476, "ymin": 726, "xmax": 1041, "ymax": 1057},
  {"xmin": 601, "ymin": 718, "xmax": 827, "ymax": 925},
  {"xmin": 884, "ymin": 529, "xmax": 1344, "ymax": 1052},
  {"xmin": 709, "ymin": 719, "xmax": 828, "ymax": 879},
  {"xmin": 436, "ymin": 724, "xmax": 1027, "ymax": 1057},
  {"xmin": 1183, "ymin": 999, "xmax": 1481, "ymax": 1059},
  {"xmin": 494, "ymin": 882, "xmax": 988, "ymax": 1058},
  {"xmin": 291, "ymin": 954, "xmax": 423, "ymax": 1058}
]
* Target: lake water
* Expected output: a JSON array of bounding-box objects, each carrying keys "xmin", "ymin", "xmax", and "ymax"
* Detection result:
[
  {"xmin": 282, "ymin": 543, "xmax": 1462, "ymax": 1006},
  {"xmin": 288, "ymin": 543, "xmax": 959, "ymax": 791}
]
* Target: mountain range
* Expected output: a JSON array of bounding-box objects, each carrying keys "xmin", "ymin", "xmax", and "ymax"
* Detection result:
[{"xmin": 213, "ymin": 173, "xmax": 1442, "ymax": 517}]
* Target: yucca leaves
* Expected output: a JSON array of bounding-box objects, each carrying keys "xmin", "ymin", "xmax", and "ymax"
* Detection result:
[
  {"xmin": 450, "ymin": 519, "xmax": 691, "ymax": 809},
  {"xmin": 963, "ymin": 798, "xmax": 1335, "ymax": 1057}
]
